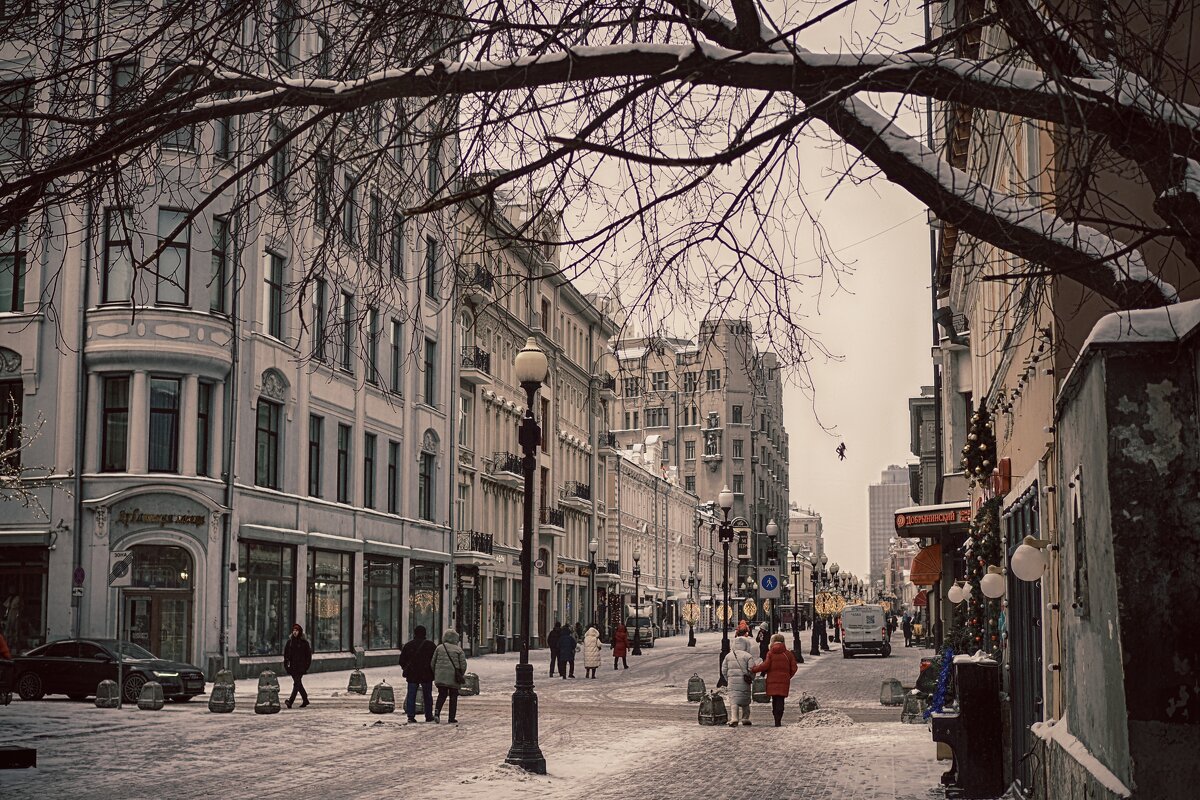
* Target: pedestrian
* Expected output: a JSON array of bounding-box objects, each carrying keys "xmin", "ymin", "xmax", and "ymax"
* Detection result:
[
  {"xmin": 558, "ymin": 624, "xmax": 577, "ymax": 678},
  {"xmin": 283, "ymin": 623, "xmax": 312, "ymax": 708},
  {"xmin": 431, "ymin": 629, "xmax": 468, "ymax": 724},
  {"xmin": 547, "ymin": 621, "xmax": 562, "ymax": 677},
  {"xmin": 752, "ymin": 633, "xmax": 798, "ymax": 727},
  {"xmin": 574, "ymin": 621, "xmax": 584, "ymax": 641},
  {"xmin": 399, "ymin": 624, "xmax": 437, "ymax": 722},
  {"xmin": 721, "ymin": 634, "xmax": 758, "ymax": 727},
  {"xmin": 582, "ymin": 626, "xmax": 602, "ymax": 678},
  {"xmin": 819, "ymin": 616, "xmax": 831, "ymax": 651},
  {"xmin": 902, "ymin": 613, "xmax": 913, "ymax": 647},
  {"xmin": 612, "ymin": 624, "xmax": 629, "ymax": 670},
  {"xmin": 0, "ymin": 629, "xmax": 11, "ymax": 659},
  {"xmin": 755, "ymin": 622, "xmax": 769, "ymax": 660}
]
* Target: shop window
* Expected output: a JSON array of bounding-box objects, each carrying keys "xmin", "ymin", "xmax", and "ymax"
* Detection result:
[
  {"xmin": 0, "ymin": 546, "xmax": 48, "ymax": 653},
  {"xmin": 364, "ymin": 556, "xmax": 403, "ymax": 650},
  {"xmin": 409, "ymin": 561, "xmax": 443, "ymax": 642},
  {"xmin": 307, "ymin": 549, "xmax": 353, "ymax": 652},
  {"xmin": 237, "ymin": 540, "xmax": 295, "ymax": 656}
]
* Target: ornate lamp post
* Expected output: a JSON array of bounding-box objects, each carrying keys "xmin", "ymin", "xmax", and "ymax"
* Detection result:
[
  {"xmin": 587, "ymin": 537, "xmax": 598, "ymax": 629},
  {"xmin": 788, "ymin": 548, "xmax": 804, "ymax": 661},
  {"xmin": 681, "ymin": 566, "xmax": 698, "ymax": 647},
  {"xmin": 829, "ymin": 562, "xmax": 842, "ymax": 643},
  {"xmin": 715, "ymin": 486, "xmax": 734, "ymax": 686},
  {"xmin": 743, "ymin": 576, "xmax": 757, "ymax": 625},
  {"xmin": 765, "ymin": 519, "xmax": 779, "ymax": 636},
  {"xmin": 631, "ymin": 550, "xmax": 642, "ymax": 656},
  {"xmin": 506, "ymin": 337, "xmax": 548, "ymax": 774},
  {"xmin": 809, "ymin": 551, "xmax": 826, "ymax": 656}
]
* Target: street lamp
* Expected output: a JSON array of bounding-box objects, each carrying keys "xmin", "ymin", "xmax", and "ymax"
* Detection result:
[
  {"xmin": 743, "ymin": 575, "xmax": 757, "ymax": 625},
  {"xmin": 765, "ymin": 519, "xmax": 779, "ymax": 636},
  {"xmin": 588, "ymin": 537, "xmax": 598, "ymax": 629},
  {"xmin": 716, "ymin": 485, "xmax": 735, "ymax": 687},
  {"xmin": 810, "ymin": 551, "xmax": 827, "ymax": 656},
  {"xmin": 788, "ymin": 548, "xmax": 804, "ymax": 662},
  {"xmin": 829, "ymin": 562, "xmax": 841, "ymax": 643},
  {"xmin": 681, "ymin": 566, "xmax": 698, "ymax": 647},
  {"xmin": 506, "ymin": 337, "xmax": 548, "ymax": 774},
  {"xmin": 631, "ymin": 550, "xmax": 642, "ymax": 656}
]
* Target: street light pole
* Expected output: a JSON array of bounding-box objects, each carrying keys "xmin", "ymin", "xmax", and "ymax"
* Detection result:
[
  {"xmin": 716, "ymin": 486, "xmax": 734, "ymax": 687},
  {"xmin": 506, "ymin": 337, "xmax": 547, "ymax": 774},
  {"xmin": 588, "ymin": 537, "xmax": 598, "ymax": 629},
  {"xmin": 789, "ymin": 548, "xmax": 804, "ymax": 662},
  {"xmin": 809, "ymin": 552, "xmax": 822, "ymax": 657},
  {"xmin": 632, "ymin": 550, "xmax": 642, "ymax": 656},
  {"xmin": 682, "ymin": 566, "xmax": 697, "ymax": 647},
  {"xmin": 830, "ymin": 563, "xmax": 842, "ymax": 643},
  {"xmin": 765, "ymin": 519, "xmax": 779, "ymax": 637}
]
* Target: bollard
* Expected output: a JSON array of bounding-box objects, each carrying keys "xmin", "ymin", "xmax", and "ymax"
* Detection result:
[
  {"xmin": 697, "ymin": 691, "xmax": 729, "ymax": 726},
  {"xmin": 752, "ymin": 673, "xmax": 768, "ymax": 704},
  {"xmin": 686, "ymin": 673, "xmax": 706, "ymax": 703},
  {"xmin": 255, "ymin": 670, "xmax": 281, "ymax": 715},
  {"xmin": 347, "ymin": 669, "xmax": 368, "ymax": 695},
  {"xmin": 369, "ymin": 680, "xmax": 395, "ymax": 714},
  {"xmin": 137, "ymin": 681, "xmax": 165, "ymax": 711},
  {"xmin": 880, "ymin": 678, "xmax": 905, "ymax": 706},
  {"xmin": 0, "ymin": 690, "xmax": 10, "ymax": 707},
  {"xmin": 208, "ymin": 681, "xmax": 236, "ymax": 713},
  {"xmin": 94, "ymin": 679, "xmax": 120, "ymax": 709},
  {"xmin": 901, "ymin": 689, "xmax": 926, "ymax": 724},
  {"xmin": 214, "ymin": 669, "xmax": 236, "ymax": 688},
  {"xmin": 795, "ymin": 691, "xmax": 819, "ymax": 713},
  {"xmin": 460, "ymin": 672, "xmax": 480, "ymax": 697}
]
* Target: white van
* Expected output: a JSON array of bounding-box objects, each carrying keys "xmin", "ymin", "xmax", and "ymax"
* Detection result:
[{"xmin": 840, "ymin": 604, "xmax": 891, "ymax": 658}]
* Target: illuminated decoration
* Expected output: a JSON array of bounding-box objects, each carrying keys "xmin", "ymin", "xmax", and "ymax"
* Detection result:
[
  {"xmin": 682, "ymin": 601, "xmax": 701, "ymax": 625},
  {"xmin": 313, "ymin": 594, "xmax": 341, "ymax": 618},
  {"xmin": 743, "ymin": 599, "xmax": 758, "ymax": 618},
  {"xmin": 813, "ymin": 591, "xmax": 845, "ymax": 616},
  {"xmin": 412, "ymin": 590, "xmax": 438, "ymax": 613},
  {"xmin": 880, "ymin": 600, "xmax": 892, "ymax": 612},
  {"xmin": 715, "ymin": 602, "xmax": 733, "ymax": 621},
  {"xmin": 762, "ymin": 599, "xmax": 772, "ymax": 615}
]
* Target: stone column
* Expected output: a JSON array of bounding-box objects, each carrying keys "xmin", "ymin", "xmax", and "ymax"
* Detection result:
[
  {"xmin": 180, "ymin": 374, "xmax": 199, "ymax": 476},
  {"xmin": 129, "ymin": 370, "xmax": 149, "ymax": 473},
  {"xmin": 210, "ymin": 380, "xmax": 225, "ymax": 479}
]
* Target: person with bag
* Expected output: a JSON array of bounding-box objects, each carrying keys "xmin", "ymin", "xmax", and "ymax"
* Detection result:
[
  {"xmin": 612, "ymin": 624, "xmax": 629, "ymax": 670},
  {"xmin": 581, "ymin": 626, "xmax": 602, "ymax": 678},
  {"xmin": 755, "ymin": 622, "xmax": 770, "ymax": 660},
  {"xmin": 752, "ymin": 632, "xmax": 799, "ymax": 727},
  {"xmin": 283, "ymin": 623, "xmax": 312, "ymax": 708},
  {"xmin": 557, "ymin": 625, "xmax": 577, "ymax": 678},
  {"xmin": 720, "ymin": 634, "xmax": 759, "ymax": 726},
  {"xmin": 430, "ymin": 629, "xmax": 468, "ymax": 724},
  {"xmin": 398, "ymin": 625, "xmax": 437, "ymax": 722}
]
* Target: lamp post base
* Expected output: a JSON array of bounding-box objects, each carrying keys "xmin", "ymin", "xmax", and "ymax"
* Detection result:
[
  {"xmin": 687, "ymin": 624, "xmax": 696, "ymax": 647},
  {"xmin": 505, "ymin": 663, "xmax": 546, "ymax": 774},
  {"xmin": 792, "ymin": 630, "xmax": 804, "ymax": 663},
  {"xmin": 716, "ymin": 634, "xmax": 730, "ymax": 687}
]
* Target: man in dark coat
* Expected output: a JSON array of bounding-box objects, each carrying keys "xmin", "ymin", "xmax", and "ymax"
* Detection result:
[
  {"xmin": 399, "ymin": 625, "xmax": 437, "ymax": 722},
  {"xmin": 902, "ymin": 613, "xmax": 913, "ymax": 647},
  {"xmin": 547, "ymin": 621, "xmax": 562, "ymax": 677},
  {"xmin": 557, "ymin": 626, "xmax": 577, "ymax": 678},
  {"xmin": 283, "ymin": 623, "xmax": 312, "ymax": 708}
]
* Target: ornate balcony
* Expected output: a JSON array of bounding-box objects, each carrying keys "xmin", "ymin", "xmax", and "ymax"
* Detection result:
[
  {"xmin": 598, "ymin": 372, "xmax": 617, "ymax": 400},
  {"xmin": 539, "ymin": 505, "xmax": 565, "ymax": 535},
  {"xmin": 453, "ymin": 530, "xmax": 495, "ymax": 565},
  {"xmin": 560, "ymin": 480, "xmax": 591, "ymax": 510},
  {"xmin": 598, "ymin": 430, "xmax": 619, "ymax": 454},
  {"xmin": 460, "ymin": 345, "xmax": 492, "ymax": 386},
  {"xmin": 458, "ymin": 262, "xmax": 495, "ymax": 304},
  {"xmin": 485, "ymin": 451, "xmax": 523, "ymax": 488}
]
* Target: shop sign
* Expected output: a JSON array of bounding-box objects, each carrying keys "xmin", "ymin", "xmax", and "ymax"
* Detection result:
[
  {"xmin": 112, "ymin": 493, "xmax": 208, "ymax": 532},
  {"xmin": 894, "ymin": 507, "xmax": 971, "ymax": 530}
]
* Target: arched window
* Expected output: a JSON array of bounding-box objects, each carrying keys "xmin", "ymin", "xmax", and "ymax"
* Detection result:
[
  {"xmin": 418, "ymin": 429, "xmax": 439, "ymax": 521},
  {"xmin": 537, "ymin": 547, "xmax": 551, "ymax": 576},
  {"xmin": 255, "ymin": 369, "xmax": 289, "ymax": 489}
]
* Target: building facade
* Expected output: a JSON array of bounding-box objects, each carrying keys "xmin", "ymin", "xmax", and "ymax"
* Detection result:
[{"xmin": 867, "ymin": 466, "xmax": 912, "ymax": 585}]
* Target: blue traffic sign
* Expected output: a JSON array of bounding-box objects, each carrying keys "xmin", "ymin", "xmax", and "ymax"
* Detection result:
[
  {"xmin": 759, "ymin": 569, "xmax": 781, "ymax": 598},
  {"xmin": 761, "ymin": 574, "xmax": 778, "ymax": 591}
]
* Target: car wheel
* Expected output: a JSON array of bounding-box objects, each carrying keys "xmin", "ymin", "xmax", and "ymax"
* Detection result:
[
  {"xmin": 170, "ymin": 695, "xmax": 194, "ymax": 703},
  {"xmin": 123, "ymin": 673, "xmax": 147, "ymax": 703},
  {"xmin": 882, "ymin": 644, "xmax": 892, "ymax": 658},
  {"xmin": 17, "ymin": 672, "xmax": 45, "ymax": 701},
  {"xmin": 842, "ymin": 649, "xmax": 852, "ymax": 659},
  {"xmin": 67, "ymin": 693, "xmax": 90, "ymax": 701}
]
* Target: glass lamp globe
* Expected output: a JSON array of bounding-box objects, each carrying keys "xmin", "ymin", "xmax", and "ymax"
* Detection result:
[
  {"xmin": 1011, "ymin": 538, "xmax": 1047, "ymax": 582},
  {"xmin": 947, "ymin": 582, "xmax": 963, "ymax": 604},
  {"xmin": 717, "ymin": 486, "xmax": 734, "ymax": 512},
  {"xmin": 981, "ymin": 568, "xmax": 1007, "ymax": 599},
  {"xmin": 514, "ymin": 336, "xmax": 548, "ymax": 384}
]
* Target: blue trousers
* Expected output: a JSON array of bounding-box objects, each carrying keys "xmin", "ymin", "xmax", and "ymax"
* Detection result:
[{"xmin": 404, "ymin": 681, "xmax": 433, "ymax": 720}]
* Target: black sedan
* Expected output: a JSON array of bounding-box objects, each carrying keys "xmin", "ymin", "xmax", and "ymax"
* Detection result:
[{"xmin": 14, "ymin": 639, "xmax": 206, "ymax": 703}]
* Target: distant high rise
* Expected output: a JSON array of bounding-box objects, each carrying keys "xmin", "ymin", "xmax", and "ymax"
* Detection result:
[{"xmin": 868, "ymin": 466, "xmax": 913, "ymax": 584}]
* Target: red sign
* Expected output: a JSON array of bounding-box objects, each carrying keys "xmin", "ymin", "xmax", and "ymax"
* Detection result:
[{"xmin": 894, "ymin": 508, "xmax": 971, "ymax": 529}]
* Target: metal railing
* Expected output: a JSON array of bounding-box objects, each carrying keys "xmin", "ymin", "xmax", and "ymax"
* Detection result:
[
  {"xmin": 460, "ymin": 345, "xmax": 491, "ymax": 373},
  {"xmin": 455, "ymin": 530, "xmax": 494, "ymax": 554},
  {"xmin": 458, "ymin": 263, "xmax": 495, "ymax": 293},
  {"xmin": 599, "ymin": 373, "xmax": 616, "ymax": 392},
  {"xmin": 562, "ymin": 480, "xmax": 591, "ymax": 501},
  {"xmin": 598, "ymin": 431, "xmax": 618, "ymax": 449},
  {"xmin": 490, "ymin": 451, "xmax": 523, "ymax": 475},
  {"xmin": 539, "ymin": 506, "xmax": 565, "ymax": 527},
  {"xmin": 596, "ymin": 559, "xmax": 621, "ymax": 575}
]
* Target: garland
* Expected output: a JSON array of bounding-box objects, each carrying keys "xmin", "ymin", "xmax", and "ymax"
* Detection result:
[{"xmin": 923, "ymin": 646, "xmax": 955, "ymax": 719}]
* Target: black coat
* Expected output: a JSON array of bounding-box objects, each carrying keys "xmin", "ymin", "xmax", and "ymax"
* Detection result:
[
  {"xmin": 283, "ymin": 635, "xmax": 312, "ymax": 676},
  {"xmin": 399, "ymin": 637, "xmax": 436, "ymax": 683},
  {"xmin": 547, "ymin": 626, "xmax": 562, "ymax": 651}
]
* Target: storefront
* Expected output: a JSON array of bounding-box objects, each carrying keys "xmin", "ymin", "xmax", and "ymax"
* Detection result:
[{"xmin": 0, "ymin": 545, "xmax": 48, "ymax": 654}]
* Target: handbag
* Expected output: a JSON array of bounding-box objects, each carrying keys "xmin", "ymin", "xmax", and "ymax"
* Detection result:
[
  {"xmin": 740, "ymin": 652, "xmax": 754, "ymax": 684},
  {"xmin": 443, "ymin": 644, "xmax": 465, "ymax": 685}
]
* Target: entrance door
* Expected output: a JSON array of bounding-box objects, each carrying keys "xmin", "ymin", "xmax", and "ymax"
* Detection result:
[{"xmin": 123, "ymin": 592, "xmax": 192, "ymax": 663}]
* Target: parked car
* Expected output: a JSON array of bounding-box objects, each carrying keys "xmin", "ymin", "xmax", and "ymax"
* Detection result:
[
  {"xmin": 840, "ymin": 604, "xmax": 891, "ymax": 658},
  {"xmin": 13, "ymin": 639, "xmax": 206, "ymax": 703}
]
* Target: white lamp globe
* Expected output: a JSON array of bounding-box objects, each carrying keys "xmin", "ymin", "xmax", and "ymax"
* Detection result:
[
  {"xmin": 1011, "ymin": 539, "xmax": 1047, "ymax": 582},
  {"xmin": 947, "ymin": 582, "xmax": 963, "ymax": 604},
  {"xmin": 514, "ymin": 337, "xmax": 549, "ymax": 384},
  {"xmin": 981, "ymin": 568, "xmax": 1007, "ymax": 599}
]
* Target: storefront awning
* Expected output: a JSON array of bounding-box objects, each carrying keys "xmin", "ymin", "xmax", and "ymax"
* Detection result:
[
  {"xmin": 913, "ymin": 589, "xmax": 929, "ymax": 607},
  {"xmin": 909, "ymin": 544, "xmax": 943, "ymax": 586}
]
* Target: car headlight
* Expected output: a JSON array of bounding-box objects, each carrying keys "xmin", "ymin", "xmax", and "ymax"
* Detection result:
[{"xmin": 152, "ymin": 671, "xmax": 180, "ymax": 678}]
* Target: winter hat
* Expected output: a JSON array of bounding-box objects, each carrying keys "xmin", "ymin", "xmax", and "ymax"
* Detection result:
[
  {"xmin": 736, "ymin": 620, "xmax": 750, "ymax": 636},
  {"xmin": 414, "ymin": 625, "xmax": 427, "ymax": 639},
  {"xmin": 441, "ymin": 630, "xmax": 460, "ymax": 645}
]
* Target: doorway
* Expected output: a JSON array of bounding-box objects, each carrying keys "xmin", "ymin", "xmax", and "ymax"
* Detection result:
[{"xmin": 123, "ymin": 544, "xmax": 195, "ymax": 663}]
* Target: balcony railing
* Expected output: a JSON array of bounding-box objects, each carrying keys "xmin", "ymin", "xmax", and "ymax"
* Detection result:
[
  {"xmin": 490, "ymin": 451, "xmax": 523, "ymax": 475},
  {"xmin": 598, "ymin": 431, "xmax": 618, "ymax": 449},
  {"xmin": 460, "ymin": 346, "xmax": 492, "ymax": 373},
  {"xmin": 562, "ymin": 480, "xmax": 591, "ymax": 502},
  {"xmin": 599, "ymin": 373, "xmax": 616, "ymax": 393},
  {"xmin": 455, "ymin": 530, "xmax": 494, "ymax": 555},
  {"xmin": 596, "ymin": 559, "xmax": 621, "ymax": 575},
  {"xmin": 540, "ymin": 506, "xmax": 565, "ymax": 528},
  {"xmin": 458, "ymin": 263, "xmax": 495, "ymax": 293}
]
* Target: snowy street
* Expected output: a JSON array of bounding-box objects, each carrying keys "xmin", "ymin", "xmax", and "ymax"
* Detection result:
[{"xmin": 1, "ymin": 631, "xmax": 945, "ymax": 800}]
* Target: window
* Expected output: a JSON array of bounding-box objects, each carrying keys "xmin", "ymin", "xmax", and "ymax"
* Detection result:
[
  {"xmin": 102, "ymin": 208, "xmax": 133, "ymax": 304},
  {"xmin": 364, "ymin": 556, "xmax": 403, "ymax": 650},
  {"xmin": 760, "ymin": 413, "xmax": 767, "ymax": 431},
  {"xmin": 423, "ymin": 337, "xmax": 436, "ymax": 406},
  {"xmin": 155, "ymin": 209, "xmax": 189, "ymax": 306},
  {"xmin": 313, "ymin": 154, "xmax": 331, "ymax": 228},
  {"xmin": 269, "ymin": 122, "xmax": 288, "ymax": 197},
  {"xmin": 108, "ymin": 61, "xmax": 138, "ymax": 116},
  {"xmin": 313, "ymin": 278, "xmax": 327, "ymax": 360},
  {"xmin": 196, "ymin": 382, "xmax": 212, "ymax": 476},
  {"xmin": 390, "ymin": 319, "xmax": 403, "ymax": 393},
  {"xmin": 424, "ymin": 235, "xmax": 439, "ymax": 298},
  {"xmin": 308, "ymin": 414, "xmax": 323, "ymax": 497},
  {"xmin": 367, "ymin": 193, "xmax": 382, "ymax": 262},
  {"xmin": 100, "ymin": 375, "xmax": 129, "ymax": 472},
  {"xmin": 389, "ymin": 215, "xmax": 405, "ymax": 278},
  {"xmin": 732, "ymin": 474, "xmax": 744, "ymax": 494},
  {"xmin": 427, "ymin": 138, "xmax": 442, "ymax": 194},
  {"xmin": 409, "ymin": 562, "xmax": 443, "ymax": 642},
  {"xmin": 622, "ymin": 412, "xmax": 631, "ymax": 430},
  {"xmin": 336, "ymin": 423, "xmax": 351, "ymax": 503},
  {"xmin": 623, "ymin": 377, "xmax": 640, "ymax": 398},
  {"xmin": 685, "ymin": 475, "xmax": 695, "ymax": 493},
  {"xmin": 0, "ymin": 379, "xmax": 21, "ymax": 470},
  {"xmin": 632, "ymin": 411, "xmax": 639, "ymax": 429},
  {"xmin": 213, "ymin": 93, "xmax": 235, "ymax": 160},
  {"xmin": 266, "ymin": 252, "xmax": 285, "ymax": 339},
  {"xmin": 160, "ymin": 64, "xmax": 195, "ymax": 150},
  {"xmin": 147, "ymin": 377, "xmax": 181, "ymax": 473},
  {"xmin": 339, "ymin": 291, "xmax": 354, "ymax": 372},
  {"xmin": 237, "ymin": 541, "xmax": 295, "ymax": 656},
  {"xmin": 363, "ymin": 432, "xmax": 376, "ymax": 509},
  {"xmin": 342, "ymin": 173, "xmax": 357, "ymax": 240},
  {"xmin": 682, "ymin": 372, "xmax": 698, "ymax": 393},
  {"xmin": 0, "ymin": 220, "xmax": 25, "ymax": 312},
  {"xmin": 646, "ymin": 407, "xmax": 668, "ymax": 427},
  {"xmin": 255, "ymin": 400, "xmax": 282, "ymax": 489},
  {"xmin": 706, "ymin": 369, "xmax": 721, "ymax": 391},
  {"xmin": 418, "ymin": 451, "xmax": 434, "ymax": 520},
  {"xmin": 273, "ymin": 1, "xmax": 297, "ymax": 68},
  {"xmin": 209, "ymin": 216, "xmax": 229, "ymax": 313},
  {"xmin": 732, "ymin": 405, "xmax": 743, "ymax": 424},
  {"xmin": 387, "ymin": 440, "xmax": 400, "ymax": 514},
  {"xmin": 307, "ymin": 549, "xmax": 352, "ymax": 652},
  {"xmin": 1, "ymin": 82, "xmax": 31, "ymax": 161},
  {"xmin": 685, "ymin": 440, "xmax": 695, "ymax": 461},
  {"xmin": 651, "ymin": 371, "xmax": 668, "ymax": 391},
  {"xmin": 458, "ymin": 395, "xmax": 470, "ymax": 446},
  {"xmin": 366, "ymin": 306, "xmax": 379, "ymax": 384},
  {"xmin": 315, "ymin": 27, "xmax": 333, "ymax": 78},
  {"xmin": 733, "ymin": 438, "xmax": 744, "ymax": 459}
]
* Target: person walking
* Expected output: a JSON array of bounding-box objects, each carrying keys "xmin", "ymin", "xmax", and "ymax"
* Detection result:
[
  {"xmin": 721, "ymin": 634, "xmax": 759, "ymax": 727},
  {"xmin": 283, "ymin": 623, "xmax": 312, "ymax": 708},
  {"xmin": 431, "ymin": 629, "xmax": 468, "ymax": 724},
  {"xmin": 755, "ymin": 622, "xmax": 770, "ymax": 660},
  {"xmin": 902, "ymin": 613, "xmax": 913, "ymax": 647},
  {"xmin": 582, "ymin": 626, "xmax": 602, "ymax": 678},
  {"xmin": 547, "ymin": 621, "xmax": 562, "ymax": 677},
  {"xmin": 752, "ymin": 633, "xmax": 799, "ymax": 727},
  {"xmin": 612, "ymin": 624, "xmax": 629, "ymax": 670},
  {"xmin": 574, "ymin": 621, "xmax": 584, "ymax": 642},
  {"xmin": 399, "ymin": 624, "xmax": 437, "ymax": 722},
  {"xmin": 557, "ymin": 625, "xmax": 577, "ymax": 678}
]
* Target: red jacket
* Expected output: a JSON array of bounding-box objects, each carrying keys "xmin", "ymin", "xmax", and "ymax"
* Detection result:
[
  {"xmin": 752, "ymin": 641, "xmax": 798, "ymax": 697},
  {"xmin": 612, "ymin": 626, "xmax": 629, "ymax": 658}
]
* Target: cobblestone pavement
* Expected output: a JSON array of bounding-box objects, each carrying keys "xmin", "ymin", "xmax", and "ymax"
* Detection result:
[{"xmin": 0, "ymin": 632, "xmax": 945, "ymax": 800}]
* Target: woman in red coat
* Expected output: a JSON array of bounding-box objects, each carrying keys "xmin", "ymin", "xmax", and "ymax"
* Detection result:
[
  {"xmin": 752, "ymin": 633, "xmax": 798, "ymax": 726},
  {"xmin": 612, "ymin": 625, "xmax": 629, "ymax": 670}
]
